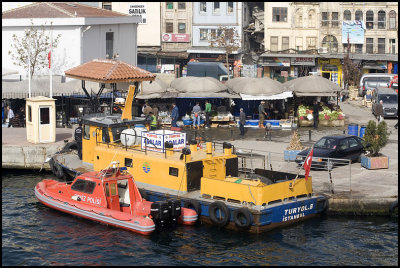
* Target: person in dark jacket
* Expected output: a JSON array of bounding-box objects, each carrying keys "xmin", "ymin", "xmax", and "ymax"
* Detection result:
[
  {"xmin": 171, "ymin": 103, "xmax": 179, "ymax": 127},
  {"xmin": 74, "ymin": 121, "xmax": 83, "ymax": 160},
  {"xmin": 239, "ymin": 108, "xmax": 246, "ymax": 137},
  {"xmin": 313, "ymin": 100, "xmax": 320, "ymax": 129}
]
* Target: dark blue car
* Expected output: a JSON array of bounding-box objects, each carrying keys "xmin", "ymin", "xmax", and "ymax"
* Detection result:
[{"xmin": 295, "ymin": 135, "xmax": 366, "ymax": 170}]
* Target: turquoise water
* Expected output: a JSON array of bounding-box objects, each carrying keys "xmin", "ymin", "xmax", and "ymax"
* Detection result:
[{"xmin": 2, "ymin": 170, "xmax": 398, "ymax": 266}]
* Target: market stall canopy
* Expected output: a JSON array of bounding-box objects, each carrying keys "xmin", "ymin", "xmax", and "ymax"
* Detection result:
[
  {"xmin": 2, "ymin": 76, "xmax": 101, "ymax": 99},
  {"xmin": 64, "ymin": 59, "xmax": 156, "ymax": 83},
  {"xmin": 284, "ymin": 75, "xmax": 341, "ymax": 97},
  {"xmin": 2, "ymin": 67, "xmax": 19, "ymax": 76}
]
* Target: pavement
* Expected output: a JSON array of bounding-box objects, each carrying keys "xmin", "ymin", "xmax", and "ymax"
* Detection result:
[{"xmin": 2, "ymin": 98, "xmax": 398, "ymax": 215}]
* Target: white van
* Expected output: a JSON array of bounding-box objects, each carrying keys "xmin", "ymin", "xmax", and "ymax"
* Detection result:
[{"xmin": 358, "ymin": 73, "xmax": 396, "ymax": 96}]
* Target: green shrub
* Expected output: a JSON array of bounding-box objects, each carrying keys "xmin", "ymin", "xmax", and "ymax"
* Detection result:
[{"xmin": 362, "ymin": 120, "xmax": 390, "ymax": 156}]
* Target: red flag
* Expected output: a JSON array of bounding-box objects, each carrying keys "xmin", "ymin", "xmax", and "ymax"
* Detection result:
[
  {"xmin": 48, "ymin": 51, "xmax": 51, "ymax": 69},
  {"xmin": 303, "ymin": 148, "xmax": 314, "ymax": 181}
]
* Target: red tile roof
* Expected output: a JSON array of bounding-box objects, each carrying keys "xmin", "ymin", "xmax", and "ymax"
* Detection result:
[
  {"xmin": 64, "ymin": 59, "xmax": 156, "ymax": 83},
  {"xmin": 2, "ymin": 2, "xmax": 129, "ymax": 19}
]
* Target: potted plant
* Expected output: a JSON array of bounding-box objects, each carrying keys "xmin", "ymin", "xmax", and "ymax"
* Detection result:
[
  {"xmin": 284, "ymin": 130, "xmax": 305, "ymax": 161},
  {"xmin": 360, "ymin": 120, "xmax": 390, "ymax": 169},
  {"xmin": 329, "ymin": 111, "xmax": 345, "ymax": 127}
]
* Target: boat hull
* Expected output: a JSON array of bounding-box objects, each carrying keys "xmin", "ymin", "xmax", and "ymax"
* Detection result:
[{"xmin": 35, "ymin": 182, "xmax": 156, "ymax": 235}]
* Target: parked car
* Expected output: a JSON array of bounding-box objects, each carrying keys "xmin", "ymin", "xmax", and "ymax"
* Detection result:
[
  {"xmin": 389, "ymin": 75, "xmax": 398, "ymax": 93},
  {"xmin": 295, "ymin": 135, "xmax": 366, "ymax": 170},
  {"xmin": 358, "ymin": 73, "xmax": 396, "ymax": 97},
  {"xmin": 371, "ymin": 87, "xmax": 398, "ymax": 118}
]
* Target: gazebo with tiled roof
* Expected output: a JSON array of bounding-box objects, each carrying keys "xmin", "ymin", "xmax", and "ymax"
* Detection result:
[{"xmin": 64, "ymin": 58, "xmax": 156, "ymax": 112}]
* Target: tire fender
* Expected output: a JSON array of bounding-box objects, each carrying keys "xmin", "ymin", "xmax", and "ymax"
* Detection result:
[
  {"xmin": 208, "ymin": 201, "xmax": 230, "ymax": 227},
  {"xmin": 183, "ymin": 199, "xmax": 202, "ymax": 215},
  {"xmin": 233, "ymin": 207, "xmax": 253, "ymax": 229},
  {"xmin": 54, "ymin": 163, "xmax": 65, "ymax": 180}
]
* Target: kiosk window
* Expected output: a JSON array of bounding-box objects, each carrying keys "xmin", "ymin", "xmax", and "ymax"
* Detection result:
[
  {"xmin": 40, "ymin": 107, "xmax": 50, "ymax": 125},
  {"xmin": 27, "ymin": 105, "xmax": 32, "ymax": 122}
]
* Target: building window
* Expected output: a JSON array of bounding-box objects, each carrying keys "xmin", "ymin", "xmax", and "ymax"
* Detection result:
[
  {"xmin": 389, "ymin": 11, "xmax": 396, "ymax": 29},
  {"xmin": 106, "ymin": 32, "xmax": 113, "ymax": 59},
  {"xmin": 200, "ymin": 29, "xmax": 208, "ymax": 40},
  {"xmin": 272, "ymin": 7, "xmax": 287, "ymax": 22},
  {"xmin": 355, "ymin": 44, "xmax": 363, "ymax": 54},
  {"xmin": 366, "ymin": 38, "xmax": 373, "ymax": 54},
  {"xmin": 178, "ymin": 23, "xmax": 186, "ymax": 33},
  {"xmin": 378, "ymin": 38, "xmax": 385, "ymax": 54},
  {"xmin": 355, "ymin": 10, "xmax": 363, "ymax": 21},
  {"xmin": 322, "ymin": 35, "xmax": 338, "ymax": 53},
  {"xmin": 227, "ymin": 2, "xmax": 233, "ymax": 14},
  {"xmin": 282, "ymin": 36, "xmax": 289, "ymax": 50},
  {"xmin": 295, "ymin": 8, "xmax": 303, "ymax": 28},
  {"xmin": 166, "ymin": 2, "xmax": 173, "ymax": 10},
  {"xmin": 331, "ymin": 12, "xmax": 339, "ymax": 27},
  {"xmin": 270, "ymin": 36, "xmax": 278, "ymax": 51},
  {"xmin": 389, "ymin": 39, "xmax": 396, "ymax": 54},
  {"xmin": 210, "ymin": 29, "xmax": 217, "ymax": 40},
  {"xmin": 213, "ymin": 2, "xmax": 220, "ymax": 14},
  {"xmin": 321, "ymin": 12, "xmax": 329, "ymax": 27},
  {"xmin": 308, "ymin": 10, "xmax": 316, "ymax": 28},
  {"xmin": 178, "ymin": 2, "xmax": 185, "ymax": 10},
  {"xmin": 366, "ymin": 10, "xmax": 374, "ymax": 29},
  {"xmin": 306, "ymin": 37, "xmax": 316, "ymax": 50},
  {"xmin": 40, "ymin": 107, "xmax": 50, "ymax": 125},
  {"xmin": 166, "ymin": 22, "xmax": 173, "ymax": 33},
  {"xmin": 344, "ymin": 10, "xmax": 351, "ymax": 21},
  {"xmin": 200, "ymin": 2, "xmax": 207, "ymax": 13},
  {"xmin": 102, "ymin": 2, "xmax": 112, "ymax": 10},
  {"xmin": 378, "ymin": 11, "xmax": 386, "ymax": 29},
  {"xmin": 295, "ymin": 37, "xmax": 303, "ymax": 51}
]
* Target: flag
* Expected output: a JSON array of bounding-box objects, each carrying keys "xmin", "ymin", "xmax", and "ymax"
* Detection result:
[
  {"xmin": 48, "ymin": 51, "xmax": 51, "ymax": 69},
  {"xmin": 303, "ymin": 148, "xmax": 314, "ymax": 181}
]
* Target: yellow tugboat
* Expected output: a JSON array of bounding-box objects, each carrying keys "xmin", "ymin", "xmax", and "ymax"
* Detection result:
[{"xmin": 50, "ymin": 85, "xmax": 328, "ymax": 233}]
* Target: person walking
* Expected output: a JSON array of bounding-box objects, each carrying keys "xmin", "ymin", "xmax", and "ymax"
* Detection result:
[
  {"xmin": 239, "ymin": 108, "xmax": 246, "ymax": 137},
  {"xmin": 205, "ymin": 100, "xmax": 211, "ymax": 128},
  {"xmin": 149, "ymin": 112, "xmax": 157, "ymax": 130},
  {"xmin": 6, "ymin": 105, "xmax": 14, "ymax": 128},
  {"xmin": 171, "ymin": 103, "xmax": 179, "ymax": 127},
  {"xmin": 192, "ymin": 102, "xmax": 201, "ymax": 129},
  {"xmin": 312, "ymin": 100, "xmax": 320, "ymax": 129},
  {"xmin": 376, "ymin": 100, "xmax": 384, "ymax": 123},
  {"xmin": 74, "ymin": 121, "xmax": 83, "ymax": 160},
  {"xmin": 258, "ymin": 101, "xmax": 267, "ymax": 128}
]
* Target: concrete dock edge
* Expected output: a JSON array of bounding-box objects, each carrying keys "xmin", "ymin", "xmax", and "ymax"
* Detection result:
[{"xmin": 327, "ymin": 197, "xmax": 398, "ymax": 216}]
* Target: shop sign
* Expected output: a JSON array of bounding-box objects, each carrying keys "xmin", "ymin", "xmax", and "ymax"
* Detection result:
[
  {"xmin": 128, "ymin": 3, "xmax": 147, "ymax": 24},
  {"xmin": 262, "ymin": 57, "xmax": 290, "ymax": 67},
  {"xmin": 318, "ymin": 58, "xmax": 341, "ymax": 65},
  {"xmin": 363, "ymin": 61, "xmax": 387, "ymax": 70},
  {"xmin": 342, "ymin": 20, "xmax": 365, "ymax": 44},
  {"xmin": 141, "ymin": 131, "xmax": 186, "ymax": 152},
  {"xmin": 162, "ymin": 33, "xmax": 190, "ymax": 43},
  {"xmin": 291, "ymin": 57, "xmax": 315, "ymax": 66}
]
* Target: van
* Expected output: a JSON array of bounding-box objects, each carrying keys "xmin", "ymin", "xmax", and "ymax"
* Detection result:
[
  {"xmin": 358, "ymin": 73, "xmax": 396, "ymax": 96},
  {"xmin": 371, "ymin": 87, "xmax": 398, "ymax": 118}
]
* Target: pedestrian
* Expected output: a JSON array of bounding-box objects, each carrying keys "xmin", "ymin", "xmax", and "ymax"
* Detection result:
[
  {"xmin": 192, "ymin": 102, "xmax": 201, "ymax": 129},
  {"xmin": 149, "ymin": 112, "xmax": 157, "ymax": 130},
  {"xmin": 74, "ymin": 121, "xmax": 83, "ymax": 160},
  {"xmin": 239, "ymin": 108, "xmax": 246, "ymax": 137},
  {"xmin": 143, "ymin": 102, "xmax": 153, "ymax": 116},
  {"xmin": 171, "ymin": 103, "xmax": 179, "ymax": 127},
  {"xmin": 313, "ymin": 100, "xmax": 320, "ymax": 129},
  {"xmin": 258, "ymin": 101, "xmax": 267, "ymax": 128},
  {"xmin": 376, "ymin": 100, "xmax": 384, "ymax": 123},
  {"xmin": 205, "ymin": 100, "xmax": 211, "ymax": 128},
  {"xmin": 6, "ymin": 105, "xmax": 14, "ymax": 128}
]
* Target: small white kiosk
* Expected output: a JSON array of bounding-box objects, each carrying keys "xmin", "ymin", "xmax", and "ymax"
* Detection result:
[{"xmin": 26, "ymin": 96, "xmax": 56, "ymax": 143}]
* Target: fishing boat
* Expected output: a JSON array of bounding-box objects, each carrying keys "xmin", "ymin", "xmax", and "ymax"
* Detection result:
[
  {"xmin": 48, "ymin": 85, "xmax": 328, "ymax": 233},
  {"xmin": 35, "ymin": 161, "xmax": 198, "ymax": 235}
]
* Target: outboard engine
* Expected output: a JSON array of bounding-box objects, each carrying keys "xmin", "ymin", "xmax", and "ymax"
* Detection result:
[
  {"xmin": 150, "ymin": 201, "xmax": 170, "ymax": 227},
  {"xmin": 167, "ymin": 199, "xmax": 182, "ymax": 223}
]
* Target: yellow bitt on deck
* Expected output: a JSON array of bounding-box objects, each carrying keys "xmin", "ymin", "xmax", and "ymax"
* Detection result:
[{"xmin": 200, "ymin": 176, "xmax": 313, "ymax": 206}]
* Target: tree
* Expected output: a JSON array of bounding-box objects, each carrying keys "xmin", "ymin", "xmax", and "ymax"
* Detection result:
[
  {"xmin": 8, "ymin": 19, "xmax": 61, "ymax": 77},
  {"xmin": 209, "ymin": 26, "xmax": 241, "ymax": 79},
  {"xmin": 362, "ymin": 120, "xmax": 390, "ymax": 156},
  {"xmin": 342, "ymin": 35, "xmax": 361, "ymax": 87}
]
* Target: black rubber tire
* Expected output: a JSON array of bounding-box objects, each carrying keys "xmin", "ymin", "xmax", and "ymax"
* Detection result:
[
  {"xmin": 60, "ymin": 141, "xmax": 78, "ymax": 153},
  {"xmin": 54, "ymin": 162, "xmax": 65, "ymax": 180},
  {"xmin": 208, "ymin": 201, "xmax": 230, "ymax": 227},
  {"xmin": 49, "ymin": 157, "xmax": 57, "ymax": 177},
  {"xmin": 138, "ymin": 188, "xmax": 148, "ymax": 200},
  {"xmin": 247, "ymin": 173, "xmax": 273, "ymax": 185},
  {"xmin": 183, "ymin": 199, "xmax": 202, "ymax": 215},
  {"xmin": 233, "ymin": 207, "xmax": 253, "ymax": 229}
]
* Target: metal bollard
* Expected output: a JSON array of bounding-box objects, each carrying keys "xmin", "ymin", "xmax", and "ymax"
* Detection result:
[{"xmin": 309, "ymin": 129, "xmax": 312, "ymax": 142}]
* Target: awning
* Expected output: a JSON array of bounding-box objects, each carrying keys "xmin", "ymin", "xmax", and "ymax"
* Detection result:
[{"xmin": 240, "ymin": 91, "xmax": 293, "ymax": 100}]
